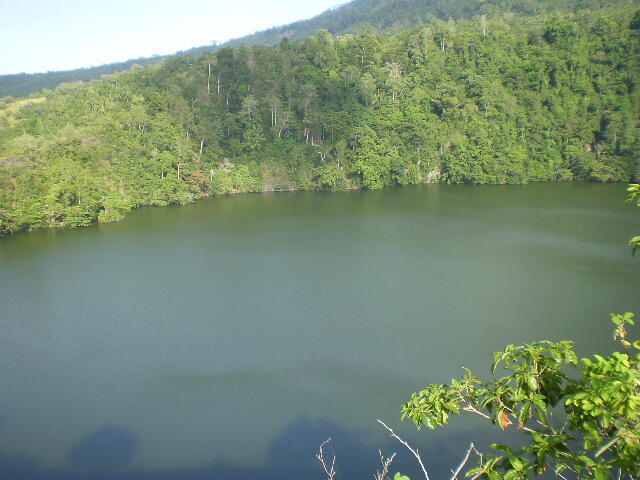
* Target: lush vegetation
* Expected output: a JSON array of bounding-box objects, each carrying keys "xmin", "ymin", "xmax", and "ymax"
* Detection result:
[
  {"xmin": 1, "ymin": 6, "xmax": 639, "ymax": 234},
  {"xmin": 397, "ymin": 313, "xmax": 640, "ymax": 480}
]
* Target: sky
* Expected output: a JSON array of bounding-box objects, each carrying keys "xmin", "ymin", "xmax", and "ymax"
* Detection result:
[{"xmin": 0, "ymin": 0, "xmax": 345, "ymax": 75}]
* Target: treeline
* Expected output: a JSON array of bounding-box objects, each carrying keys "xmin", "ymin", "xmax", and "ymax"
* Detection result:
[
  {"xmin": 224, "ymin": 0, "xmax": 638, "ymax": 46},
  {"xmin": 1, "ymin": 6, "xmax": 639, "ymax": 234},
  {"xmin": 0, "ymin": 57, "xmax": 164, "ymax": 98}
]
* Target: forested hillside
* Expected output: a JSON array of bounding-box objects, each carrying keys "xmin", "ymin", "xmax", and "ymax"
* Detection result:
[
  {"xmin": 1, "ymin": 6, "xmax": 639, "ymax": 234},
  {"xmin": 1, "ymin": 0, "xmax": 636, "ymax": 97},
  {"xmin": 223, "ymin": 0, "xmax": 636, "ymax": 46}
]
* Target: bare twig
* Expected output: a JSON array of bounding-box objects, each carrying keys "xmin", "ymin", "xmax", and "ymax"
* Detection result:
[
  {"xmin": 377, "ymin": 419, "xmax": 431, "ymax": 480},
  {"xmin": 374, "ymin": 450, "xmax": 397, "ymax": 480},
  {"xmin": 317, "ymin": 438, "xmax": 337, "ymax": 480},
  {"xmin": 450, "ymin": 443, "xmax": 481, "ymax": 480},
  {"xmin": 462, "ymin": 401, "xmax": 540, "ymax": 433},
  {"xmin": 461, "ymin": 402, "xmax": 491, "ymax": 420}
]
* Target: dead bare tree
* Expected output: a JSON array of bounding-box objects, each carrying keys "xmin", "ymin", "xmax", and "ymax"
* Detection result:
[
  {"xmin": 377, "ymin": 419, "xmax": 431, "ymax": 480},
  {"xmin": 317, "ymin": 438, "xmax": 337, "ymax": 480},
  {"xmin": 374, "ymin": 450, "xmax": 397, "ymax": 480},
  {"xmin": 377, "ymin": 419, "xmax": 483, "ymax": 480}
]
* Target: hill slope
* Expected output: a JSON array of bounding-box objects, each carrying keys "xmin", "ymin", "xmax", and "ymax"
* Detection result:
[
  {"xmin": 0, "ymin": 56, "xmax": 163, "ymax": 98},
  {"xmin": 221, "ymin": 0, "xmax": 633, "ymax": 46},
  {"xmin": 1, "ymin": 5, "xmax": 639, "ymax": 234},
  {"xmin": 1, "ymin": 0, "xmax": 635, "ymax": 97}
]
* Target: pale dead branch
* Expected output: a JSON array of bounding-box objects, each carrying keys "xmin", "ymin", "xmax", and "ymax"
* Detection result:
[
  {"xmin": 461, "ymin": 401, "xmax": 491, "ymax": 420},
  {"xmin": 317, "ymin": 438, "xmax": 337, "ymax": 480},
  {"xmin": 374, "ymin": 450, "xmax": 397, "ymax": 480},
  {"xmin": 450, "ymin": 443, "xmax": 482, "ymax": 480},
  {"xmin": 377, "ymin": 419, "xmax": 431, "ymax": 480}
]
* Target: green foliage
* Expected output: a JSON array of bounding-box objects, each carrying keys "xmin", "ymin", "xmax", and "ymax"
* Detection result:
[
  {"xmin": 402, "ymin": 317, "xmax": 640, "ymax": 479},
  {"xmin": 209, "ymin": 162, "xmax": 263, "ymax": 195},
  {"xmin": 315, "ymin": 163, "xmax": 347, "ymax": 191},
  {"xmin": 1, "ymin": 5, "xmax": 639, "ymax": 234}
]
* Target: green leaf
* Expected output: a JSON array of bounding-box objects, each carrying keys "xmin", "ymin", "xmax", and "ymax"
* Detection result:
[
  {"xmin": 504, "ymin": 469, "xmax": 519, "ymax": 480},
  {"xmin": 611, "ymin": 313, "xmax": 624, "ymax": 326},
  {"xmin": 491, "ymin": 443, "xmax": 515, "ymax": 454},
  {"xmin": 623, "ymin": 312, "xmax": 635, "ymax": 325},
  {"xmin": 465, "ymin": 467, "xmax": 482, "ymax": 477},
  {"xmin": 594, "ymin": 469, "xmax": 608, "ymax": 480},
  {"xmin": 510, "ymin": 457, "xmax": 524, "ymax": 471}
]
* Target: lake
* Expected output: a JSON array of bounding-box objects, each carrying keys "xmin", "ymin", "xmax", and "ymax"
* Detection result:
[{"xmin": 0, "ymin": 183, "xmax": 638, "ymax": 479}]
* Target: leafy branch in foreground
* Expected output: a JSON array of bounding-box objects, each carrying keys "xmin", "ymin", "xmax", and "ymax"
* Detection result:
[{"xmin": 401, "ymin": 315, "xmax": 640, "ymax": 480}]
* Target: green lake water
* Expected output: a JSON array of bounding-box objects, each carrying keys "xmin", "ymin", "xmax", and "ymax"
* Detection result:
[{"xmin": 0, "ymin": 183, "xmax": 638, "ymax": 479}]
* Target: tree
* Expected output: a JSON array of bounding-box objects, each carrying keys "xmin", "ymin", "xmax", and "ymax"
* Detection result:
[
  {"xmin": 315, "ymin": 163, "xmax": 346, "ymax": 191},
  {"xmin": 384, "ymin": 62, "xmax": 404, "ymax": 101},
  {"xmin": 400, "ymin": 315, "xmax": 639, "ymax": 479},
  {"xmin": 241, "ymin": 94, "xmax": 259, "ymax": 117}
]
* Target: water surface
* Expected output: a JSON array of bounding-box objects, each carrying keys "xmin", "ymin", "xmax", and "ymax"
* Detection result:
[{"xmin": 1, "ymin": 183, "xmax": 638, "ymax": 479}]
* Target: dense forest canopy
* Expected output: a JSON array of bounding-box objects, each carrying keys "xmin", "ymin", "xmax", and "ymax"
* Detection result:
[
  {"xmin": 1, "ymin": 0, "xmax": 637, "ymax": 97},
  {"xmin": 0, "ymin": 5, "xmax": 639, "ymax": 234}
]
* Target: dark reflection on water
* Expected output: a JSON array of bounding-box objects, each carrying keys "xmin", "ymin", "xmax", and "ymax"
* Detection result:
[
  {"xmin": 0, "ymin": 417, "xmax": 528, "ymax": 480},
  {"xmin": 66, "ymin": 426, "xmax": 139, "ymax": 472}
]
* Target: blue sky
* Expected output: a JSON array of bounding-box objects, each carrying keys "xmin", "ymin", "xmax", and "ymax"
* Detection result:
[{"xmin": 0, "ymin": 0, "xmax": 345, "ymax": 75}]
